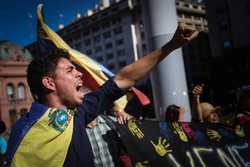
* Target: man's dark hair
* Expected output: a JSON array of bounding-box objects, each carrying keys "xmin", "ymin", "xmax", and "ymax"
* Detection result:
[{"xmin": 27, "ymin": 49, "xmax": 69, "ymax": 102}]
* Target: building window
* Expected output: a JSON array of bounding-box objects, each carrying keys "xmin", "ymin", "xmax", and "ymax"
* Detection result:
[
  {"xmin": 102, "ymin": 22, "xmax": 110, "ymax": 29},
  {"xmin": 223, "ymin": 41, "xmax": 232, "ymax": 48},
  {"xmin": 9, "ymin": 109, "xmax": 17, "ymax": 126},
  {"xmin": 113, "ymin": 26, "xmax": 123, "ymax": 35},
  {"xmin": 84, "ymin": 39, "xmax": 91, "ymax": 46},
  {"xmin": 139, "ymin": 20, "xmax": 144, "ymax": 30},
  {"xmin": 106, "ymin": 53, "xmax": 114, "ymax": 59},
  {"xmin": 112, "ymin": 17, "xmax": 121, "ymax": 25},
  {"xmin": 101, "ymin": 12, "xmax": 108, "ymax": 17},
  {"xmin": 96, "ymin": 56, "xmax": 104, "ymax": 62},
  {"xmin": 91, "ymin": 16, "xmax": 98, "ymax": 22},
  {"xmin": 7, "ymin": 83, "xmax": 15, "ymax": 100},
  {"xmin": 117, "ymin": 49, "xmax": 126, "ymax": 57},
  {"xmin": 119, "ymin": 61, "xmax": 127, "ymax": 67},
  {"xmin": 17, "ymin": 83, "xmax": 26, "ymax": 99},
  {"xmin": 111, "ymin": 7, "xmax": 119, "ymax": 12},
  {"xmin": 95, "ymin": 46, "xmax": 102, "ymax": 53},
  {"xmin": 92, "ymin": 26, "xmax": 100, "ymax": 33},
  {"xmin": 141, "ymin": 32, "xmax": 145, "ymax": 40},
  {"xmin": 247, "ymin": 0, "xmax": 250, "ymax": 13},
  {"xmin": 103, "ymin": 31, "xmax": 111, "ymax": 39},
  {"xmin": 94, "ymin": 35, "xmax": 101, "ymax": 43},
  {"xmin": 82, "ymin": 30, "xmax": 90, "ymax": 37},
  {"xmin": 66, "ymin": 38, "xmax": 73, "ymax": 44},
  {"xmin": 20, "ymin": 108, "xmax": 28, "ymax": 117},
  {"xmin": 142, "ymin": 44, "xmax": 147, "ymax": 52},
  {"xmin": 105, "ymin": 42, "xmax": 113, "ymax": 49},
  {"xmin": 4, "ymin": 48, "xmax": 9, "ymax": 53},
  {"xmin": 193, "ymin": 5, "xmax": 198, "ymax": 9},
  {"xmin": 86, "ymin": 49, "xmax": 92, "ymax": 55},
  {"xmin": 219, "ymin": 21, "xmax": 229, "ymax": 31},
  {"xmin": 115, "ymin": 39, "xmax": 124, "ymax": 46},
  {"xmin": 75, "ymin": 42, "xmax": 82, "ymax": 50}
]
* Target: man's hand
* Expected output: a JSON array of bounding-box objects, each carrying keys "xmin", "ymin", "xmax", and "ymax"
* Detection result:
[
  {"xmin": 192, "ymin": 84, "xmax": 204, "ymax": 98},
  {"xmin": 191, "ymin": 84, "xmax": 205, "ymax": 122},
  {"xmin": 168, "ymin": 23, "xmax": 199, "ymax": 50},
  {"xmin": 115, "ymin": 109, "xmax": 133, "ymax": 124}
]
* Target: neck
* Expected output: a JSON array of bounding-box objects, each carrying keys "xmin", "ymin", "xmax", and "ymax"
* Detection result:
[{"xmin": 45, "ymin": 94, "xmax": 66, "ymax": 109}]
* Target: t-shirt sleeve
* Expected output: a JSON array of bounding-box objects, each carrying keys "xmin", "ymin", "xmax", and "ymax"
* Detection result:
[{"xmin": 77, "ymin": 79, "xmax": 125, "ymax": 124}]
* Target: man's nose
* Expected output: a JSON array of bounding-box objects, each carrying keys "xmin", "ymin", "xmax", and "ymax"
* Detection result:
[{"xmin": 75, "ymin": 69, "xmax": 83, "ymax": 78}]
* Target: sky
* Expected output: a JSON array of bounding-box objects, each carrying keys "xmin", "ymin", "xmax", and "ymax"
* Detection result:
[{"xmin": 0, "ymin": 0, "xmax": 100, "ymax": 47}]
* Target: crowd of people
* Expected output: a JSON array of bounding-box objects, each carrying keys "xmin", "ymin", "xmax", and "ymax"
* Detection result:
[
  {"xmin": 3, "ymin": 22, "xmax": 199, "ymax": 167},
  {"xmin": 165, "ymin": 83, "xmax": 250, "ymax": 138},
  {"xmin": 0, "ymin": 11, "xmax": 249, "ymax": 167}
]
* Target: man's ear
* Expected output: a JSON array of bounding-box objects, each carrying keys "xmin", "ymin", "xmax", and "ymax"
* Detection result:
[{"xmin": 42, "ymin": 76, "xmax": 56, "ymax": 91}]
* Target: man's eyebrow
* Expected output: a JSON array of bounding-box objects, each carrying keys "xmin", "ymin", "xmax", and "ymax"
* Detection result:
[{"xmin": 66, "ymin": 65, "xmax": 75, "ymax": 71}]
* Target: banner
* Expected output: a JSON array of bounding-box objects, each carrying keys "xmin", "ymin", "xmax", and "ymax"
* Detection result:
[{"xmin": 118, "ymin": 120, "xmax": 250, "ymax": 167}]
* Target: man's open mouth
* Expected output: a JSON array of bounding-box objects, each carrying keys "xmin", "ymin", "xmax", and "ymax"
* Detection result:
[{"xmin": 76, "ymin": 82, "xmax": 83, "ymax": 92}]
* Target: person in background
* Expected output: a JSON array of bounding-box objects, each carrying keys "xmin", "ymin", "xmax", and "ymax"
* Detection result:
[
  {"xmin": 86, "ymin": 112, "xmax": 133, "ymax": 167},
  {"xmin": 192, "ymin": 84, "xmax": 221, "ymax": 123},
  {"xmin": 83, "ymin": 86, "xmax": 133, "ymax": 167},
  {"xmin": 165, "ymin": 104, "xmax": 186, "ymax": 122},
  {"xmin": 234, "ymin": 89, "xmax": 250, "ymax": 137},
  {"xmin": 0, "ymin": 121, "xmax": 7, "ymax": 166}
]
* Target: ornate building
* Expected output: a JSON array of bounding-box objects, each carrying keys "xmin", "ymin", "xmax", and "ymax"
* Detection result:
[{"xmin": 0, "ymin": 41, "xmax": 33, "ymax": 130}]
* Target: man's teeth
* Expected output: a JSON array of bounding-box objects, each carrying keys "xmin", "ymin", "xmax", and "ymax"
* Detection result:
[{"xmin": 76, "ymin": 82, "xmax": 83, "ymax": 91}]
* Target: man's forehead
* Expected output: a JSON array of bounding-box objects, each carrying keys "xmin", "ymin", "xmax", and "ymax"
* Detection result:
[{"xmin": 57, "ymin": 58, "xmax": 74, "ymax": 68}]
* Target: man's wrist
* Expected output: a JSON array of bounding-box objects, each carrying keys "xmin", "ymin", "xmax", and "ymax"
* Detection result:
[
  {"xmin": 193, "ymin": 95, "xmax": 200, "ymax": 99},
  {"xmin": 162, "ymin": 42, "xmax": 175, "ymax": 54}
]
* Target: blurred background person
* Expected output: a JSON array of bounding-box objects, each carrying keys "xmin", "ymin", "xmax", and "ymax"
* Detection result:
[
  {"xmin": 0, "ymin": 121, "xmax": 7, "ymax": 166},
  {"xmin": 234, "ymin": 88, "xmax": 250, "ymax": 137},
  {"xmin": 192, "ymin": 84, "xmax": 221, "ymax": 123},
  {"xmin": 165, "ymin": 104, "xmax": 186, "ymax": 122}
]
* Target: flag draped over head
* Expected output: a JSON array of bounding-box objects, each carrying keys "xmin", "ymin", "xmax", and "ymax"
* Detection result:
[{"xmin": 36, "ymin": 4, "xmax": 150, "ymax": 110}]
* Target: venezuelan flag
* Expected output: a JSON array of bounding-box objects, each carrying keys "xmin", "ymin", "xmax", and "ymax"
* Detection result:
[
  {"xmin": 7, "ymin": 103, "xmax": 74, "ymax": 167},
  {"xmin": 36, "ymin": 4, "xmax": 150, "ymax": 110}
]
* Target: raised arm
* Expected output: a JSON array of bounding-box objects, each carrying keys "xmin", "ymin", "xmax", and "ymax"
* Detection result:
[
  {"xmin": 114, "ymin": 23, "xmax": 199, "ymax": 90},
  {"xmin": 191, "ymin": 84, "xmax": 204, "ymax": 122}
]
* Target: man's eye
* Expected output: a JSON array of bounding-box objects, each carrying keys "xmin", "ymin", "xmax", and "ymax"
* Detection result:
[{"xmin": 67, "ymin": 67, "xmax": 73, "ymax": 73}]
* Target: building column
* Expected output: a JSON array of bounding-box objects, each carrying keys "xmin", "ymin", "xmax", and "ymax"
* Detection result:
[{"xmin": 145, "ymin": 0, "xmax": 191, "ymax": 121}]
